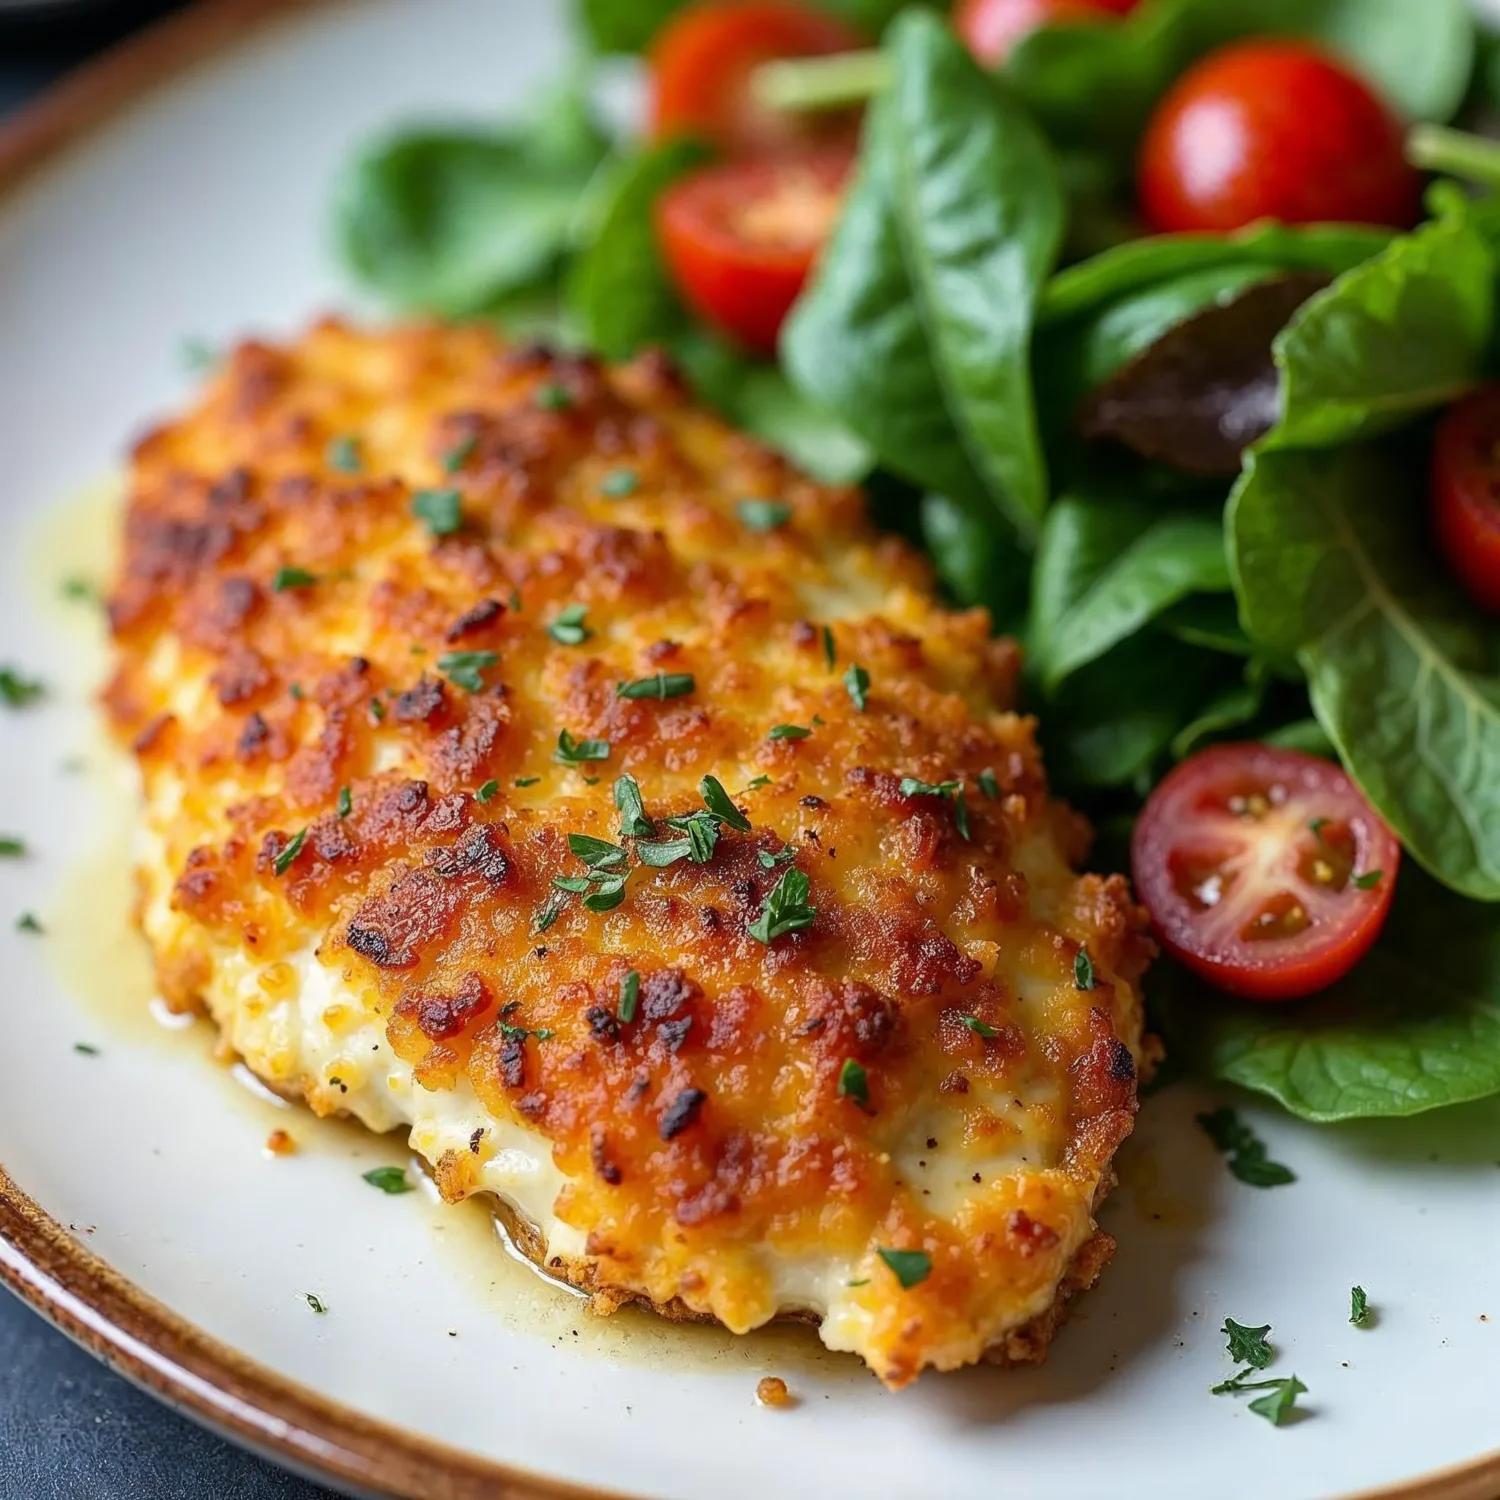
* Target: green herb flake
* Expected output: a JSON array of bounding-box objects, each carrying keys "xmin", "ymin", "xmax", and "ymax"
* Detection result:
[
  {"xmin": 272, "ymin": 566, "xmax": 319, "ymax": 593},
  {"xmin": 369, "ymin": 698, "xmax": 386, "ymax": 723},
  {"xmin": 15, "ymin": 913, "xmax": 42, "ymax": 934},
  {"xmin": 515, "ymin": 776, "xmax": 541, "ymax": 788},
  {"xmin": 977, "ymin": 768, "xmax": 999, "ymax": 799},
  {"xmin": 555, "ymin": 730, "xmax": 611, "ymax": 765},
  {"xmin": 336, "ymin": 786, "xmax": 352, "ymax": 819},
  {"xmin": 846, "ymin": 1277, "xmax": 870, "ymax": 1288},
  {"xmin": 700, "ymin": 775, "xmax": 752, "ymax": 832},
  {"xmin": 0, "ymin": 667, "xmax": 44, "ymax": 709},
  {"xmin": 1309, "ymin": 817, "xmax": 1328, "ymax": 839},
  {"xmin": 749, "ymin": 867, "xmax": 817, "ymax": 944},
  {"xmin": 1224, "ymin": 1319, "xmax": 1274, "ymax": 1370},
  {"xmin": 614, "ymin": 774, "xmax": 653, "ymax": 837},
  {"xmin": 1074, "ymin": 949, "xmax": 1095, "ymax": 991},
  {"xmin": 442, "ymin": 435, "xmax": 477, "ymax": 474},
  {"xmin": 568, "ymin": 833, "xmax": 628, "ymax": 869},
  {"xmin": 960, "ymin": 1016, "xmax": 999, "ymax": 1039},
  {"xmin": 617, "ymin": 672, "xmax": 695, "ymax": 701},
  {"xmin": 273, "ymin": 829, "xmax": 308, "ymax": 877},
  {"xmin": 900, "ymin": 777, "xmax": 960, "ymax": 799},
  {"xmin": 438, "ymin": 650, "xmax": 500, "ymax": 693},
  {"xmin": 876, "ymin": 1247, "xmax": 931, "ymax": 1290},
  {"xmin": 60, "ymin": 576, "xmax": 98, "ymax": 604},
  {"xmin": 0, "ymin": 836, "xmax": 25, "ymax": 858},
  {"xmin": 533, "ymin": 890, "xmax": 568, "ymax": 933},
  {"xmin": 547, "ymin": 604, "xmax": 591, "ymax": 646},
  {"xmin": 288, "ymin": 683, "xmax": 304, "ymax": 701},
  {"xmin": 1354, "ymin": 870, "xmax": 1384, "ymax": 890},
  {"xmin": 1248, "ymin": 1376, "xmax": 1307, "ymax": 1427},
  {"xmin": 534, "ymin": 382, "xmax": 573, "ymax": 412},
  {"xmin": 73, "ymin": 1042, "xmax": 100, "ymax": 1056},
  {"xmin": 844, "ymin": 663, "xmax": 870, "ymax": 712},
  {"xmin": 837, "ymin": 1057, "xmax": 870, "ymax": 1108},
  {"xmin": 618, "ymin": 970, "xmax": 640, "ymax": 1025},
  {"xmin": 600, "ymin": 468, "xmax": 639, "ymax": 497},
  {"xmin": 736, "ymin": 498, "xmax": 794, "ymax": 532},
  {"xmin": 475, "ymin": 779, "xmax": 500, "ymax": 805},
  {"xmin": 303, "ymin": 1292, "xmax": 328, "ymax": 1315},
  {"xmin": 180, "ymin": 336, "xmax": 219, "ymax": 374},
  {"xmin": 412, "ymin": 487, "xmax": 464, "ymax": 537},
  {"xmin": 362, "ymin": 1166, "xmax": 415, "ymax": 1195},
  {"xmin": 745, "ymin": 775, "xmax": 772, "ymax": 791},
  {"xmin": 758, "ymin": 845, "xmax": 798, "ymax": 869},
  {"xmin": 768, "ymin": 723, "xmax": 811, "ymax": 740},
  {"xmin": 822, "ymin": 625, "xmax": 836, "ymax": 670},
  {"xmin": 1350, "ymin": 1286, "xmax": 1371, "ymax": 1327},
  {"xmin": 1196, "ymin": 1106, "xmax": 1296, "ymax": 1188},
  {"xmin": 326, "ymin": 434, "xmax": 362, "ymax": 472}
]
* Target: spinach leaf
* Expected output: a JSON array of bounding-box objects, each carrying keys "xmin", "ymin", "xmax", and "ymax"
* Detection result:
[
  {"xmin": 574, "ymin": 0, "xmax": 686, "ymax": 53},
  {"xmin": 334, "ymin": 87, "xmax": 609, "ymax": 316},
  {"xmin": 1229, "ymin": 443, "xmax": 1500, "ymax": 901},
  {"xmin": 784, "ymin": 10, "xmax": 1064, "ymax": 537},
  {"xmin": 1265, "ymin": 212, "xmax": 1495, "ymax": 452},
  {"xmin": 1032, "ymin": 492, "xmax": 1230, "ymax": 691},
  {"xmin": 920, "ymin": 493, "xmax": 1031, "ymax": 634},
  {"xmin": 1158, "ymin": 594, "xmax": 1254, "ymax": 657},
  {"xmin": 1171, "ymin": 867, "xmax": 1500, "ymax": 1121},
  {"xmin": 1169, "ymin": 662, "xmax": 1268, "ymax": 759},
  {"xmin": 568, "ymin": 139, "xmax": 709, "ymax": 359}
]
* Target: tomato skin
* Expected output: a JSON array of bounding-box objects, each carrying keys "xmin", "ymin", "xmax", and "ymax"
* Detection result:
[
  {"xmin": 649, "ymin": 0, "xmax": 864, "ymax": 157},
  {"xmin": 656, "ymin": 149, "xmax": 850, "ymax": 354},
  {"xmin": 1132, "ymin": 744, "xmax": 1401, "ymax": 1003},
  {"xmin": 955, "ymin": 0, "xmax": 1142, "ymax": 67},
  {"xmin": 1137, "ymin": 41, "xmax": 1422, "ymax": 235},
  {"xmin": 1431, "ymin": 386, "xmax": 1500, "ymax": 614}
]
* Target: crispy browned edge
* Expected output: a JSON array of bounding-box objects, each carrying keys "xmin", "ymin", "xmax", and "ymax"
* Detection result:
[{"xmin": 0, "ymin": 3, "xmax": 1497, "ymax": 1497}]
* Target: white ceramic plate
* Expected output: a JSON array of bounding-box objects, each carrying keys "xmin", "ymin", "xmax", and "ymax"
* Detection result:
[{"xmin": 0, "ymin": 4, "xmax": 1497, "ymax": 1498}]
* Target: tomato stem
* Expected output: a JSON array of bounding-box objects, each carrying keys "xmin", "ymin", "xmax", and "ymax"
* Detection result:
[
  {"xmin": 1406, "ymin": 123, "xmax": 1500, "ymax": 191},
  {"xmin": 752, "ymin": 49, "xmax": 890, "ymax": 113}
]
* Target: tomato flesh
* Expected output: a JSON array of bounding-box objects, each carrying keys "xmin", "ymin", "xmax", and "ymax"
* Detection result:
[
  {"xmin": 1136, "ymin": 41, "xmax": 1421, "ymax": 235},
  {"xmin": 955, "ymin": 0, "xmax": 1142, "ymax": 67},
  {"xmin": 1431, "ymin": 385, "xmax": 1500, "ymax": 614},
  {"xmin": 649, "ymin": 0, "xmax": 865, "ymax": 157},
  {"xmin": 656, "ymin": 149, "xmax": 850, "ymax": 354},
  {"xmin": 1132, "ymin": 744, "xmax": 1400, "ymax": 1002}
]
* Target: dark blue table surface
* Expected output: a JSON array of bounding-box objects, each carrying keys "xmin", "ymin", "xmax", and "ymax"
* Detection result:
[{"xmin": 0, "ymin": 7, "xmax": 342, "ymax": 1497}]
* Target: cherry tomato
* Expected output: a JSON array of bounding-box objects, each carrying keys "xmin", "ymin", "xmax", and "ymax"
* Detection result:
[
  {"xmin": 955, "ymin": 0, "xmax": 1142, "ymax": 67},
  {"xmin": 1137, "ymin": 41, "xmax": 1422, "ymax": 234},
  {"xmin": 1431, "ymin": 386, "xmax": 1500, "ymax": 614},
  {"xmin": 1132, "ymin": 743, "xmax": 1400, "ymax": 1002},
  {"xmin": 649, "ymin": 0, "xmax": 865, "ymax": 157},
  {"xmin": 656, "ymin": 148, "xmax": 850, "ymax": 354}
]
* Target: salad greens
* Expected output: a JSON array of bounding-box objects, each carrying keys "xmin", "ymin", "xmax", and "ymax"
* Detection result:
[{"xmin": 332, "ymin": 0, "xmax": 1500, "ymax": 1126}]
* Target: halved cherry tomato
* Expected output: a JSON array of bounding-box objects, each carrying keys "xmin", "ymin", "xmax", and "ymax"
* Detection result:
[
  {"xmin": 1132, "ymin": 743, "xmax": 1400, "ymax": 1002},
  {"xmin": 1137, "ymin": 41, "xmax": 1422, "ymax": 234},
  {"xmin": 649, "ymin": 0, "xmax": 865, "ymax": 157},
  {"xmin": 1431, "ymin": 386, "xmax": 1500, "ymax": 614},
  {"xmin": 656, "ymin": 148, "xmax": 850, "ymax": 354},
  {"xmin": 955, "ymin": 0, "xmax": 1142, "ymax": 67}
]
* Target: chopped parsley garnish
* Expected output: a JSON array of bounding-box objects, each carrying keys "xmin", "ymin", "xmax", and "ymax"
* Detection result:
[
  {"xmin": 768, "ymin": 723, "xmax": 810, "ymax": 740},
  {"xmin": 960, "ymin": 1016, "xmax": 999, "ymax": 1038},
  {"xmin": 288, "ymin": 683, "xmax": 304, "ymax": 700},
  {"xmin": 438, "ymin": 650, "xmax": 500, "ymax": 693},
  {"xmin": 547, "ymin": 604, "xmax": 591, "ymax": 646},
  {"xmin": 600, "ymin": 468, "xmax": 639, "ymax": 497},
  {"xmin": 876, "ymin": 1248, "xmax": 931, "ymax": 1289},
  {"xmin": 1350, "ymin": 1286, "xmax": 1371, "ymax": 1326},
  {"xmin": 822, "ymin": 625, "xmax": 836, "ymax": 670},
  {"xmin": 567, "ymin": 833, "xmax": 628, "ymax": 869},
  {"xmin": 533, "ymin": 890, "xmax": 568, "ymax": 932},
  {"xmin": 0, "ymin": 667, "xmax": 44, "ymax": 708},
  {"xmin": 613, "ymin": 775, "xmax": 652, "ymax": 838},
  {"xmin": 556, "ymin": 833, "xmax": 629, "ymax": 912},
  {"xmin": 555, "ymin": 730, "xmax": 610, "ymax": 765},
  {"xmin": 336, "ymin": 786, "xmax": 352, "ymax": 819},
  {"xmin": 1212, "ymin": 1371, "xmax": 1308, "ymax": 1426},
  {"xmin": 758, "ymin": 845, "xmax": 798, "ymax": 869},
  {"xmin": 442, "ymin": 435, "xmax": 477, "ymax": 473},
  {"xmin": 273, "ymin": 829, "xmax": 308, "ymax": 877},
  {"xmin": 837, "ymin": 1058, "xmax": 870, "ymax": 1108},
  {"xmin": 1309, "ymin": 817, "xmax": 1328, "ymax": 838},
  {"xmin": 326, "ymin": 434, "xmax": 361, "ymax": 472},
  {"xmin": 1223, "ymin": 1319, "xmax": 1273, "ymax": 1370},
  {"xmin": 898, "ymin": 778, "xmax": 971, "ymax": 841},
  {"xmin": 749, "ymin": 867, "xmax": 816, "ymax": 943},
  {"xmin": 700, "ymin": 775, "xmax": 752, "ymax": 832},
  {"xmin": 977, "ymin": 768, "xmax": 1000, "ymax": 799},
  {"xmin": 475, "ymin": 780, "xmax": 500, "ymax": 804},
  {"xmin": 303, "ymin": 1292, "xmax": 328, "ymax": 1315},
  {"xmin": 736, "ymin": 498, "xmax": 793, "ymax": 531},
  {"xmin": 617, "ymin": 672, "xmax": 695, "ymax": 701},
  {"xmin": 15, "ymin": 912, "xmax": 42, "ymax": 934},
  {"xmin": 1354, "ymin": 869, "xmax": 1384, "ymax": 890},
  {"xmin": 844, "ymin": 663, "xmax": 870, "ymax": 712},
  {"xmin": 362, "ymin": 1166, "xmax": 414, "ymax": 1195},
  {"xmin": 638, "ymin": 815, "xmax": 717, "ymax": 868},
  {"xmin": 73, "ymin": 1042, "xmax": 100, "ymax": 1056},
  {"xmin": 618, "ymin": 970, "xmax": 640, "ymax": 1024},
  {"xmin": 534, "ymin": 382, "xmax": 573, "ymax": 411},
  {"xmin": 60, "ymin": 576, "xmax": 98, "ymax": 604},
  {"xmin": 412, "ymin": 487, "xmax": 463, "ymax": 537},
  {"xmin": 516, "ymin": 776, "xmax": 541, "ymax": 787},
  {"xmin": 499, "ymin": 1019, "xmax": 555, "ymax": 1043},
  {"xmin": 369, "ymin": 698, "xmax": 386, "ymax": 723},
  {"xmin": 0, "ymin": 836, "xmax": 25, "ymax": 858},
  {"xmin": 846, "ymin": 1278, "xmax": 870, "ymax": 1288},
  {"xmin": 1074, "ymin": 949, "xmax": 1095, "ymax": 991},
  {"xmin": 179, "ymin": 336, "xmax": 219, "ymax": 373},
  {"xmin": 1196, "ymin": 1106, "xmax": 1296, "ymax": 1187},
  {"xmin": 272, "ymin": 566, "xmax": 318, "ymax": 593},
  {"xmin": 745, "ymin": 775, "xmax": 772, "ymax": 791}
]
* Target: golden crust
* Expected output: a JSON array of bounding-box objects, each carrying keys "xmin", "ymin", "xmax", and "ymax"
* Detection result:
[{"xmin": 106, "ymin": 318, "xmax": 1152, "ymax": 1387}]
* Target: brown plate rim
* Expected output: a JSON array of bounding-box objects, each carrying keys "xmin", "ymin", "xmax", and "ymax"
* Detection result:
[{"xmin": 0, "ymin": 3, "xmax": 1497, "ymax": 1498}]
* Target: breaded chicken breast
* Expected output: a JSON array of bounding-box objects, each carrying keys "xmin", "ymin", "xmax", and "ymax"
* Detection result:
[{"xmin": 103, "ymin": 320, "xmax": 1152, "ymax": 1388}]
